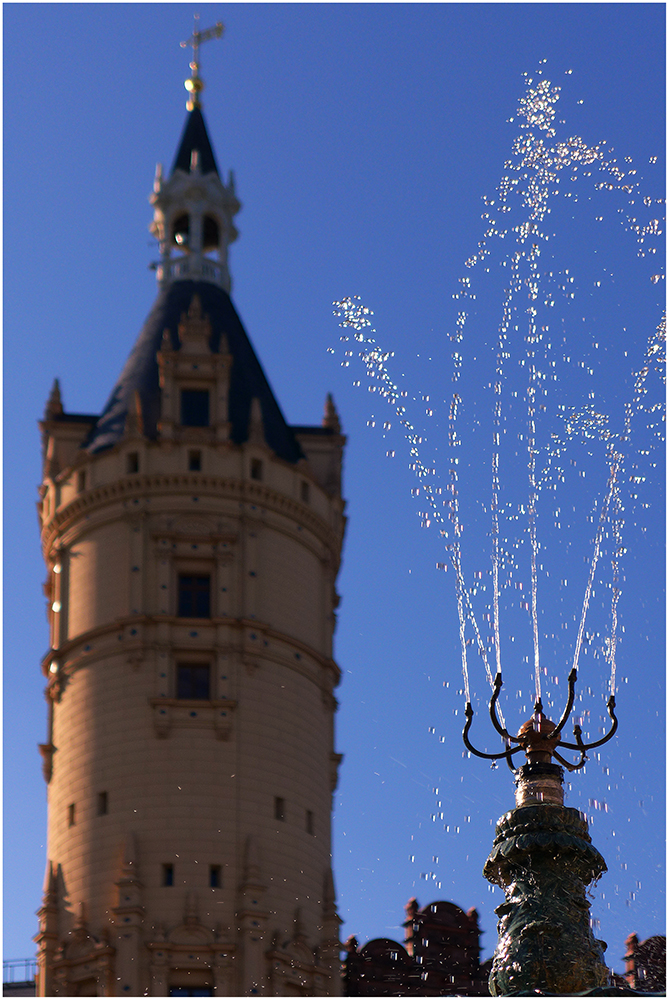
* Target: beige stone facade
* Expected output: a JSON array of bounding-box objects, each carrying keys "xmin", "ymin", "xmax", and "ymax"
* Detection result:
[{"xmin": 35, "ymin": 100, "xmax": 346, "ymax": 997}]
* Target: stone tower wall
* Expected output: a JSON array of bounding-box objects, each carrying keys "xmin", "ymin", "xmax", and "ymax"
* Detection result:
[{"xmin": 38, "ymin": 427, "xmax": 345, "ymax": 996}]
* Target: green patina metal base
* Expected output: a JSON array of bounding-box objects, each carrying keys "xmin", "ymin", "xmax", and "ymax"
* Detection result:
[{"xmin": 484, "ymin": 802, "xmax": 611, "ymax": 996}]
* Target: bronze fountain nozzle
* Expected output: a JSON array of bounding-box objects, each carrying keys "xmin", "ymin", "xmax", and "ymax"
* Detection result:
[{"xmin": 516, "ymin": 709, "xmax": 560, "ymax": 765}]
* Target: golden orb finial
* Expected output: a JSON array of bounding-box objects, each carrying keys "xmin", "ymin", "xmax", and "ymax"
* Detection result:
[{"xmin": 180, "ymin": 14, "xmax": 224, "ymax": 110}]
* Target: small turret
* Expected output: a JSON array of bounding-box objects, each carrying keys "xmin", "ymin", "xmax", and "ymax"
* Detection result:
[
  {"xmin": 149, "ymin": 107, "xmax": 240, "ymax": 293},
  {"xmin": 34, "ymin": 860, "xmax": 59, "ymax": 996},
  {"xmin": 45, "ymin": 379, "xmax": 64, "ymax": 419},
  {"xmin": 322, "ymin": 393, "xmax": 342, "ymax": 434}
]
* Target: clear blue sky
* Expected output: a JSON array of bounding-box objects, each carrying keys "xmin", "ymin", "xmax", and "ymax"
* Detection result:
[{"xmin": 4, "ymin": 3, "xmax": 665, "ymax": 972}]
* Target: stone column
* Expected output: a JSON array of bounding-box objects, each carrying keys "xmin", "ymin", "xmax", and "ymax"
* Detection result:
[{"xmin": 237, "ymin": 837, "xmax": 269, "ymax": 995}]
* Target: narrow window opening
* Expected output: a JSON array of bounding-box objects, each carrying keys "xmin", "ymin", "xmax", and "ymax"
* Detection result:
[
  {"xmin": 203, "ymin": 215, "xmax": 220, "ymax": 253},
  {"xmin": 306, "ymin": 809, "xmax": 314, "ymax": 836},
  {"xmin": 55, "ymin": 483, "xmax": 62, "ymax": 509},
  {"xmin": 127, "ymin": 452, "xmax": 139, "ymax": 474},
  {"xmin": 209, "ymin": 865, "xmax": 221, "ymax": 889},
  {"xmin": 178, "ymin": 575, "xmax": 211, "ymax": 618},
  {"xmin": 162, "ymin": 863, "xmax": 174, "ymax": 887},
  {"xmin": 177, "ymin": 663, "xmax": 211, "ymax": 700},
  {"xmin": 301, "ymin": 481, "xmax": 310, "ymax": 503},
  {"xmin": 189, "ymin": 450, "xmax": 202, "ymax": 471},
  {"xmin": 68, "ymin": 803, "xmax": 76, "ymax": 827},
  {"xmin": 274, "ymin": 797, "xmax": 285, "ymax": 822},
  {"xmin": 77, "ymin": 470, "xmax": 86, "ymax": 493},
  {"xmin": 97, "ymin": 791, "xmax": 108, "ymax": 816},
  {"xmin": 250, "ymin": 458, "xmax": 263, "ymax": 481},
  {"xmin": 181, "ymin": 389, "xmax": 210, "ymax": 427}
]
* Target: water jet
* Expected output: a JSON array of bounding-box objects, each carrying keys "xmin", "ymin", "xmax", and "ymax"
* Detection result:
[{"xmin": 334, "ymin": 65, "xmax": 664, "ymax": 992}]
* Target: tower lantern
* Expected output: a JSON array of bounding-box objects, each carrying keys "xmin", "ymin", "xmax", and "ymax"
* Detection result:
[
  {"xmin": 150, "ymin": 18, "xmax": 239, "ymax": 293},
  {"xmin": 36, "ymin": 30, "xmax": 346, "ymax": 998}
]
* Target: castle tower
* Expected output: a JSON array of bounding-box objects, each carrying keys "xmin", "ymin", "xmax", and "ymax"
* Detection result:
[{"xmin": 35, "ymin": 34, "xmax": 346, "ymax": 997}]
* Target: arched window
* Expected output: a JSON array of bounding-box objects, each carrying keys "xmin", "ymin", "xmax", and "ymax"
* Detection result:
[{"xmin": 203, "ymin": 215, "xmax": 219, "ymax": 254}]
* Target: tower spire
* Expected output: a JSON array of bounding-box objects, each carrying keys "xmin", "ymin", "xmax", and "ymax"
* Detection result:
[
  {"xmin": 180, "ymin": 14, "xmax": 224, "ymax": 110},
  {"xmin": 150, "ymin": 23, "xmax": 239, "ymax": 292}
]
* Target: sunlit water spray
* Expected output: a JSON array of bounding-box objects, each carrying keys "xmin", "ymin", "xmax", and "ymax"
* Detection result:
[{"xmin": 333, "ymin": 68, "xmax": 664, "ymax": 732}]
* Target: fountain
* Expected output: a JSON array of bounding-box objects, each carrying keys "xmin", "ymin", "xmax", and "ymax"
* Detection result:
[
  {"xmin": 465, "ymin": 671, "xmax": 615, "ymax": 994},
  {"xmin": 462, "ymin": 666, "xmax": 667, "ymax": 995},
  {"xmin": 333, "ymin": 64, "xmax": 664, "ymax": 996}
]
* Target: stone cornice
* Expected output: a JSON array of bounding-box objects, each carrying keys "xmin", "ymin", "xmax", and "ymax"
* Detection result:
[
  {"xmin": 42, "ymin": 615, "xmax": 341, "ymax": 688},
  {"xmin": 148, "ymin": 697, "xmax": 236, "ymax": 710},
  {"xmin": 41, "ymin": 473, "xmax": 343, "ymax": 563}
]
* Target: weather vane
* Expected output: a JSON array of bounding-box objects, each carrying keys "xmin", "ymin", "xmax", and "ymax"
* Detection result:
[
  {"xmin": 180, "ymin": 13, "xmax": 224, "ymax": 110},
  {"xmin": 463, "ymin": 667, "xmax": 618, "ymax": 773}
]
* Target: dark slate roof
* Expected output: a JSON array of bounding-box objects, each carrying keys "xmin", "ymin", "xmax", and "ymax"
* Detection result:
[
  {"xmin": 45, "ymin": 412, "xmax": 98, "ymax": 425},
  {"xmin": 170, "ymin": 107, "xmax": 220, "ymax": 176},
  {"xmin": 292, "ymin": 425, "xmax": 336, "ymax": 436},
  {"xmin": 84, "ymin": 280, "xmax": 304, "ymax": 464}
]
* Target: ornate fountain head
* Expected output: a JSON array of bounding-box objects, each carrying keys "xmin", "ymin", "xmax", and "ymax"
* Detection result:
[{"xmin": 463, "ymin": 668, "xmax": 618, "ymax": 807}]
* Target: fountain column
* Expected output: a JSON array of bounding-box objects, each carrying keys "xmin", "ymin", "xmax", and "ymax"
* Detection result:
[{"xmin": 484, "ymin": 761, "xmax": 610, "ymax": 995}]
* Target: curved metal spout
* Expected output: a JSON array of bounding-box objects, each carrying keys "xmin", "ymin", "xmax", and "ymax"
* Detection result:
[
  {"xmin": 550, "ymin": 667, "xmax": 578, "ymax": 740},
  {"xmin": 559, "ymin": 695, "xmax": 618, "ymax": 753},
  {"xmin": 489, "ymin": 674, "xmax": 518, "ymax": 743},
  {"xmin": 463, "ymin": 701, "xmax": 523, "ymax": 765},
  {"xmin": 553, "ymin": 746, "xmax": 588, "ymax": 772}
]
